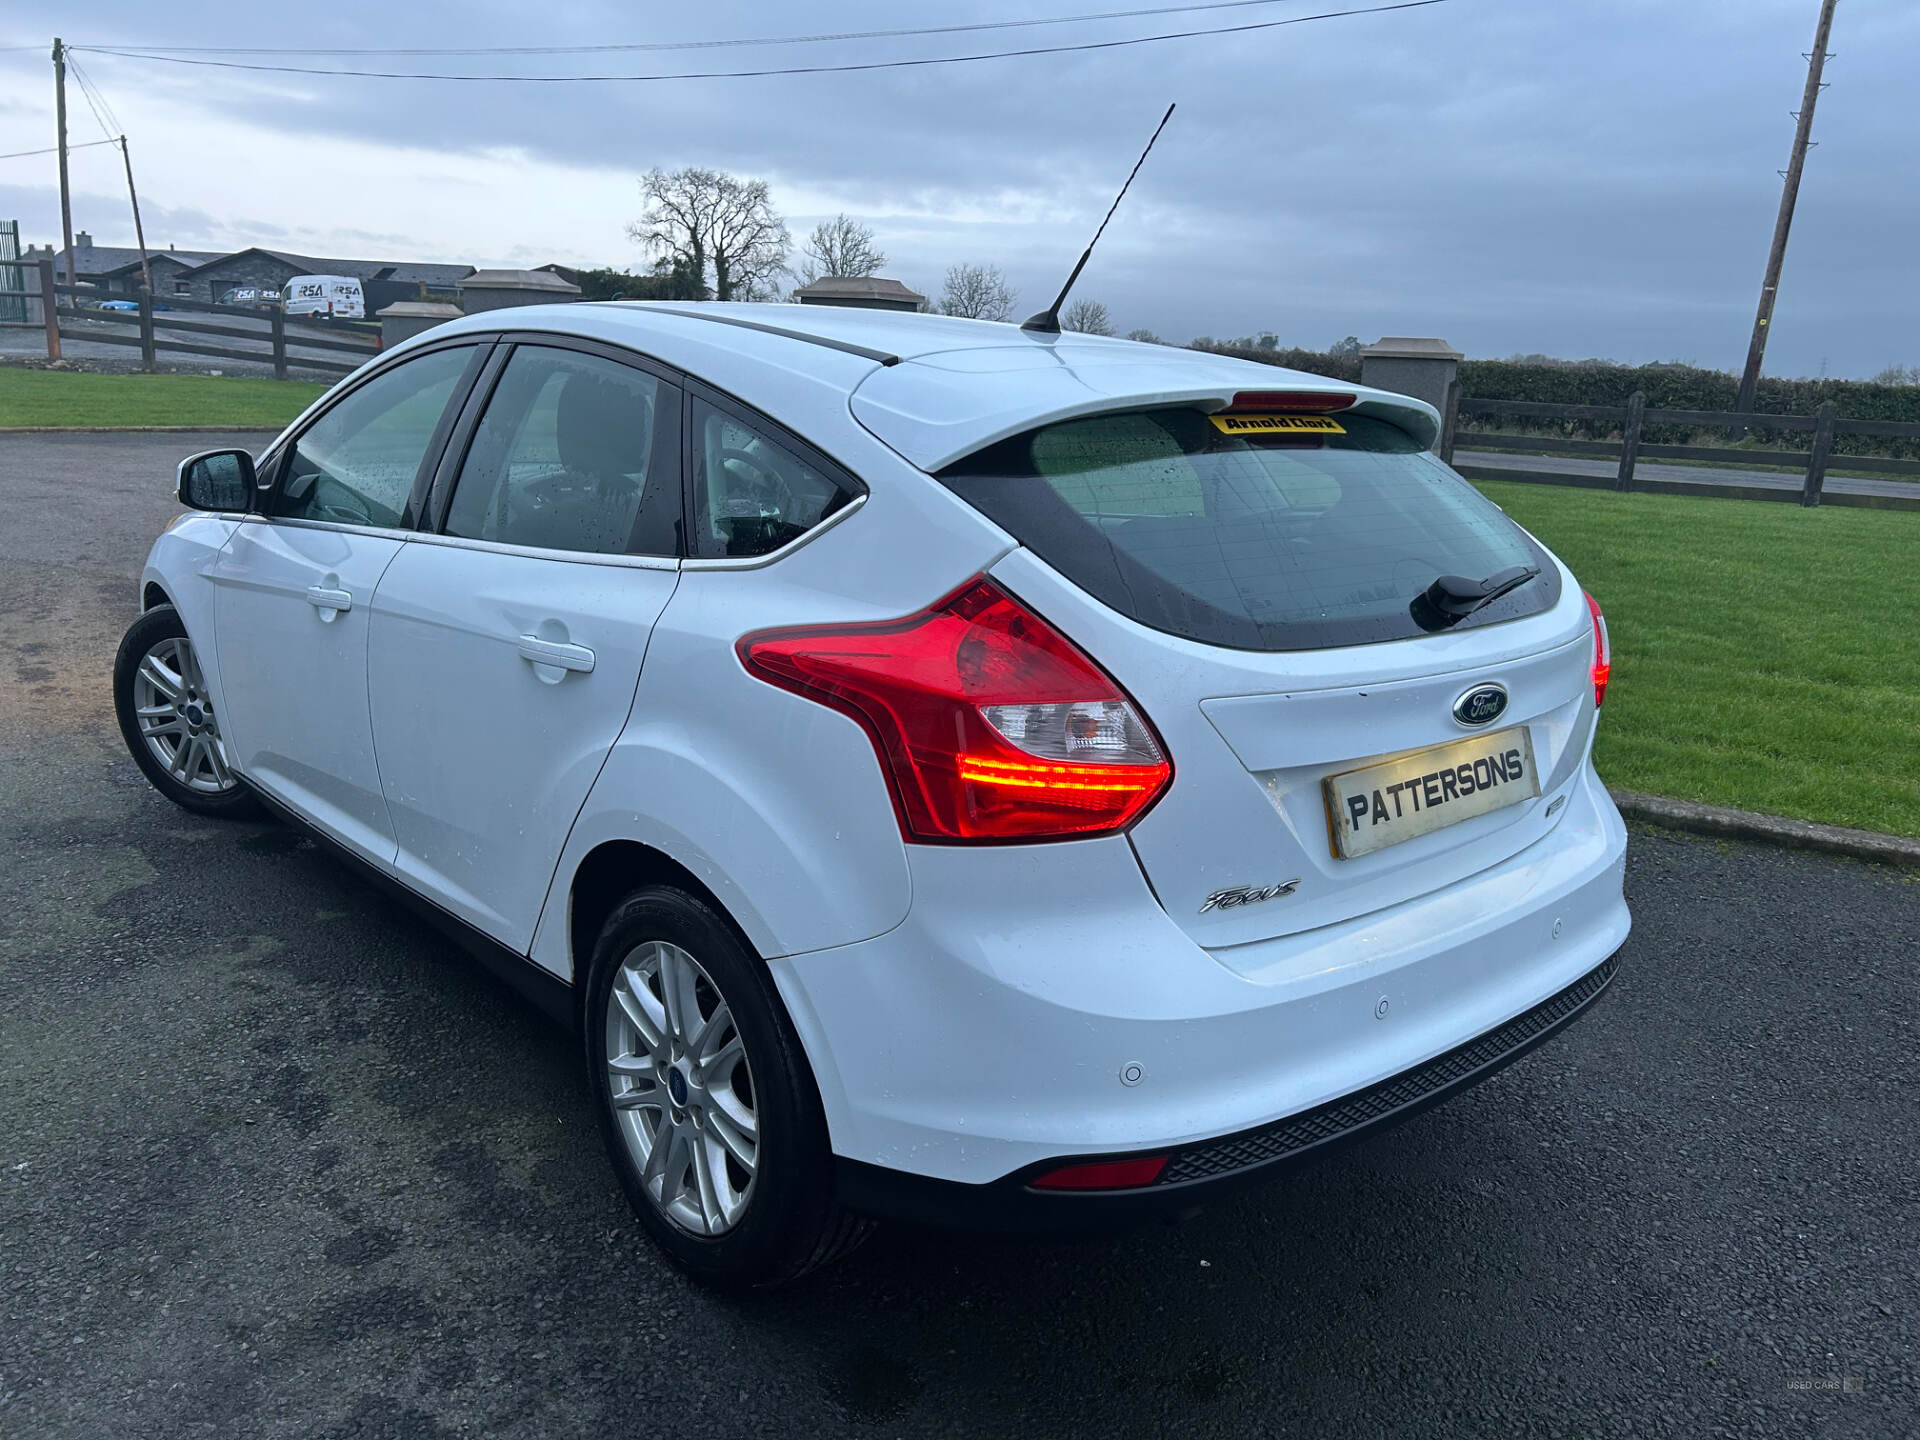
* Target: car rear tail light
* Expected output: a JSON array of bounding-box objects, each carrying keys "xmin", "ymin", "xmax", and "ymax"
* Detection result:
[
  {"xmin": 739, "ymin": 577, "xmax": 1172, "ymax": 843},
  {"xmin": 1228, "ymin": 390, "xmax": 1356, "ymax": 412},
  {"xmin": 1031, "ymin": 1155, "xmax": 1170, "ymax": 1191},
  {"xmin": 1585, "ymin": 590, "xmax": 1610, "ymax": 708}
]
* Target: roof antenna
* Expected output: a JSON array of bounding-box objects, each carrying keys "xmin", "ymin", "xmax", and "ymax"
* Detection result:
[{"xmin": 1022, "ymin": 102, "xmax": 1176, "ymax": 335}]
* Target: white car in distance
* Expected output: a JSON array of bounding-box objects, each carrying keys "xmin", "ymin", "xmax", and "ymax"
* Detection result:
[{"xmin": 114, "ymin": 303, "xmax": 1627, "ymax": 1286}]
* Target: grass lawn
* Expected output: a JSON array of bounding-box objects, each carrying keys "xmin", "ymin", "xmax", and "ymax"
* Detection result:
[
  {"xmin": 0, "ymin": 369, "xmax": 330, "ymax": 429},
  {"xmin": 1476, "ymin": 479, "xmax": 1920, "ymax": 837}
]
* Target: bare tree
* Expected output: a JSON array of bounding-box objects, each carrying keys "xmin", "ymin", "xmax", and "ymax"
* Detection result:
[
  {"xmin": 629, "ymin": 167, "xmax": 790, "ymax": 302},
  {"xmin": 939, "ymin": 263, "xmax": 1017, "ymax": 322},
  {"xmin": 795, "ymin": 214, "xmax": 887, "ymax": 286},
  {"xmin": 1060, "ymin": 298, "xmax": 1114, "ymax": 336},
  {"xmin": 1125, "ymin": 328, "xmax": 1165, "ymax": 345}
]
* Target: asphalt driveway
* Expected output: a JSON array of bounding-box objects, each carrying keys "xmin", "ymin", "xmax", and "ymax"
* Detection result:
[{"xmin": 1, "ymin": 431, "xmax": 1914, "ymax": 1438}]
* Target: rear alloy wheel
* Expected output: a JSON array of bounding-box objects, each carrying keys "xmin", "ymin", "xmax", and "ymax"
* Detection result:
[
  {"xmin": 586, "ymin": 886, "xmax": 869, "ymax": 1286},
  {"xmin": 113, "ymin": 605, "xmax": 261, "ymax": 819},
  {"xmin": 606, "ymin": 939, "xmax": 761, "ymax": 1235}
]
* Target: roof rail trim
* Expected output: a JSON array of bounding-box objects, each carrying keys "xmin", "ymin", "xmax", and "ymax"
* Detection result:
[{"xmin": 621, "ymin": 305, "xmax": 901, "ymax": 367}]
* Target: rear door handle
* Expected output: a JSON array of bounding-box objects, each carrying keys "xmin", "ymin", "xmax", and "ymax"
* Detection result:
[
  {"xmin": 517, "ymin": 635, "xmax": 595, "ymax": 674},
  {"xmin": 305, "ymin": 586, "xmax": 353, "ymax": 612}
]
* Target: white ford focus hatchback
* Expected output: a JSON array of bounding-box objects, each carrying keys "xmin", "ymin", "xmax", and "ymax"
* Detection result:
[{"xmin": 115, "ymin": 303, "xmax": 1627, "ymax": 1285}]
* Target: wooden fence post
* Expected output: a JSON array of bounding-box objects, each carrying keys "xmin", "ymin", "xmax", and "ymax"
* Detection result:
[
  {"xmin": 270, "ymin": 305, "xmax": 287, "ymax": 381},
  {"xmin": 38, "ymin": 258, "xmax": 60, "ymax": 361},
  {"xmin": 1614, "ymin": 390, "xmax": 1647, "ymax": 491},
  {"xmin": 1802, "ymin": 400, "xmax": 1838, "ymax": 508},
  {"xmin": 137, "ymin": 288, "xmax": 156, "ymax": 371},
  {"xmin": 1437, "ymin": 378, "xmax": 1462, "ymax": 466}
]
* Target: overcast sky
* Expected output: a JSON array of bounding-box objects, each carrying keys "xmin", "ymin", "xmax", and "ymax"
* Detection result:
[{"xmin": 2, "ymin": 0, "xmax": 1914, "ymax": 376}]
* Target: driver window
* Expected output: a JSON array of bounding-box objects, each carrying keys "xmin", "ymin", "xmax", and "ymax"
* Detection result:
[
  {"xmin": 690, "ymin": 398, "xmax": 858, "ymax": 559},
  {"xmin": 443, "ymin": 346, "xmax": 674, "ymax": 556},
  {"xmin": 275, "ymin": 346, "xmax": 472, "ymax": 528}
]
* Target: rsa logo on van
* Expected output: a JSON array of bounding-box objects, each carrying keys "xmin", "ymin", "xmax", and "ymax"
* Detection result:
[{"xmin": 1452, "ymin": 682, "xmax": 1509, "ymax": 727}]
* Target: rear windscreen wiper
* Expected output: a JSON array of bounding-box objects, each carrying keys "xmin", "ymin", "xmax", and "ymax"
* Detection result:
[{"xmin": 1419, "ymin": 565, "xmax": 1540, "ymax": 619}]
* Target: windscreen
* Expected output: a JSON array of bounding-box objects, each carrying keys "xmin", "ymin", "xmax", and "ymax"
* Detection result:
[{"xmin": 936, "ymin": 408, "xmax": 1559, "ymax": 652}]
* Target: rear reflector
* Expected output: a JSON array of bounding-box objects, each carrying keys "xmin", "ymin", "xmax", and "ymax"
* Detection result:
[
  {"xmin": 1030, "ymin": 1155, "xmax": 1170, "ymax": 1191},
  {"xmin": 1584, "ymin": 590, "xmax": 1611, "ymax": 708},
  {"xmin": 1227, "ymin": 390, "xmax": 1356, "ymax": 413},
  {"xmin": 739, "ymin": 578, "xmax": 1172, "ymax": 843}
]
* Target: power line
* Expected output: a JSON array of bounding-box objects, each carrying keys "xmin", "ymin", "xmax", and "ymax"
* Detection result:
[
  {"xmin": 0, "ymin": 136, "xmax": 119, "ymax": 161},
  {"xmin": 71, "ymin": 0, "xmax": 1407, "ymax": 57},
  {"xmin": 70, "ymin": 54, "xmax": 125, "ymax": 132},
  {"xmin": 76, "ymin": 1, "xmax": 1449, "ymax": 82},
  {"xmin": 65, "ymin": 54, "xmax": 124, "ymax": 141}
]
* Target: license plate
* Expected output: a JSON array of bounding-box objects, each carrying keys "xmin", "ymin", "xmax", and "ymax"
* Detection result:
[{"xmin": 1324, "ymin": 727, "xmax": 1539, "ymax": 859}]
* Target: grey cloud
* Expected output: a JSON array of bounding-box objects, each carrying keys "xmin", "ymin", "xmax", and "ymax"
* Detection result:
[{"xmin": 3, "ymin": 0, "xmax": 1916, "ymax": 373}]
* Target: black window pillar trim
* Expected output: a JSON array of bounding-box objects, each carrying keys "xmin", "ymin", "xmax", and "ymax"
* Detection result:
[
  {"xmin": 422, "ymin": 341, "xmax": 512, "ymax": 535},
  {"xmin": 403, "ymin": 342, "xmax": 496, "ymax": 531}
]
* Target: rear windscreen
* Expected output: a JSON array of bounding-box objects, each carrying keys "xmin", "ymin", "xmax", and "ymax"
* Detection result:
[{"xmin": 936, "ymin": 408, "xmax": 1559, "ymax": 652}]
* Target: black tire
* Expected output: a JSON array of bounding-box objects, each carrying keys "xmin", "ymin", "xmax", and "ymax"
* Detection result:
[
  {"xmin": 113, "ymin": 604, "xmax": 262, "ymax": 820},
  {"xmin": 585, "ymin": 886, "xmax": 870, "ymax": 1287}
]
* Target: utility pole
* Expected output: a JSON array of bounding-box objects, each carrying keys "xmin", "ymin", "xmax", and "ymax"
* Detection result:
[
  {"xmin": 118, "ymin": 137, "xmax": 152, "ymax": 296},
  {"xmin": 1735, "ymin": 0, "xmax": 1839, "ymax": 415},
  {"xmin": 52, "ymin": 37, "xmax": 76, "ymax": 287}
]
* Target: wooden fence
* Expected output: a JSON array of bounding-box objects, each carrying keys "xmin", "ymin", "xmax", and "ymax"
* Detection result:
[
  {"xmin": 1, "ymin": 257, "xmax": 379, "ymax": 379},
  {"xmin": 1440, "ymin": 389, "xmax": 1920, "ymax": 511}
]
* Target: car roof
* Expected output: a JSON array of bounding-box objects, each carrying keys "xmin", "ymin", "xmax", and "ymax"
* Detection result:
[{"xmin": 420, "ymin": 301, "xmax": 1441, "ymax": 472}]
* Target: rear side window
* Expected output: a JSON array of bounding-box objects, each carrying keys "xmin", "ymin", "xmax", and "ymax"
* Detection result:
[
  {"xmin": 937, "ymin": 409, "xmax": 1559, "ymax": 651},
  {"xmin": 690, "ymin": 397, "xmax": 859, "ymax": 559},
  {"xmin": 444, "ymin": 346, "xmax": 680, "ymax": 556}
]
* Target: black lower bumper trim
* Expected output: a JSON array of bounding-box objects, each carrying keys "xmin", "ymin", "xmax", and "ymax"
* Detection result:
[{"xmin": 837, "ymin": 951, "xmax": 1619, "ymax": 1231}]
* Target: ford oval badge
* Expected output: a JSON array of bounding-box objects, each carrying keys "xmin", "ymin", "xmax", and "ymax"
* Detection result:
[{"xmin": 1452, "ymin": 683, "xmax": 1508, "ymax": 727}]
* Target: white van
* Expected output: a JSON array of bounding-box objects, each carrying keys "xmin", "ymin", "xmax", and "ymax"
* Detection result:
[{"xmin": 281, "ymin": 275, "xmax": 365, "ymax": 319}]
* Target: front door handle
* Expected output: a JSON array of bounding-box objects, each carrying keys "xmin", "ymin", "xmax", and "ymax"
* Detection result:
[
  {"xmin": 306, "ymin": 585, "xmax": 353, "ymax": 612},
  {"xmin": 517, "ymin": 635, "xmax": 595, "ymax": 674}
]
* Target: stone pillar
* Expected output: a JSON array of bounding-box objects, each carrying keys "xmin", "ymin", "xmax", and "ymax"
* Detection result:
[
  {"xmin": 377, "ymin": 300, "xmax": 464, "ymax": 347},
  {"xmin": 1360, "ymin": 338, "xmax": 1463, "ymax": 442}
]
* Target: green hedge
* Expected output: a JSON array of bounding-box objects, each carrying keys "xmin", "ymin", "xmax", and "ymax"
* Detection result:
[{"xmin": 1192, "ymin": 345, "xmax": 1920, "ymax": 460}]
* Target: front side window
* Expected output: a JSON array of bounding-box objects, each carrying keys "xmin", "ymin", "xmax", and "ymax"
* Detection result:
[
  {"xmin": 275, "ymin": 346, "xmax": 473, "ymax": 529},
  {"xmin": 690, "ymin": 398, "xmax": 858, "ymax": 559},
  {"xmin": 938, "ymin": 408, "xmax": 1558, "ymax": 651},
  {"xmin": 443, "ymin": 346, "xmax": 677, "ymax": 556}
]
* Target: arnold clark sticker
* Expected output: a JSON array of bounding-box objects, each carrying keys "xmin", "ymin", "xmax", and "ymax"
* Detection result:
[
  {"xmin": 1209, "ymin": 413, "xmax": 1347, "ymax": 435},
  {"xmin": 1324, "ymin": 727, "xmax": 1539, "ymax": 859}
]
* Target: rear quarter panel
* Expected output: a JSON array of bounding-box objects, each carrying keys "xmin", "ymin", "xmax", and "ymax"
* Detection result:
[{"xmin": 526, "ymin": 412, "xmax": 1016, "ymax": 977}]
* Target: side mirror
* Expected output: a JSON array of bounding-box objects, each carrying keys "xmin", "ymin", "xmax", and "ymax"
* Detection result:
[{"xmin": 176, "ymin": 449, "xmax": 256, "ymax": 512}]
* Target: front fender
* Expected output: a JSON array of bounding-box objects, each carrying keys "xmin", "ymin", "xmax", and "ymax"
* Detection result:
[{"xmin": 140, "ymin": 514, "xmax": 239, "ymax": 748}]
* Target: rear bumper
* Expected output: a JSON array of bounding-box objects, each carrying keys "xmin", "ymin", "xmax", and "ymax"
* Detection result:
[
  {"xmin": 772, "ymin": 759, "xmax": 1629, "ymax": 1194},
  {"xmin": 836, "ymin": 949, "xmax": 1618, "ymax": 1230}
]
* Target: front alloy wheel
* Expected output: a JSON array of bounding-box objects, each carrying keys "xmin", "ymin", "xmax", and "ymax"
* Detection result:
[
  {"xmin": 132, "ymin": 634, "xmax": 234, "ymax": 794},
  {"xmin": 113, "ymin": 604, "xmax": 260, "ymax": 819}
]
